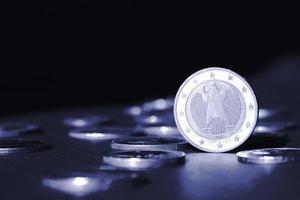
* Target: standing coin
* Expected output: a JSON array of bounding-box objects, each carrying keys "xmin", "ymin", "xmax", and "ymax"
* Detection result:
[
  {"xmin": 237, "ymin": 148, "xmax": 300, "ymax": 164},
  {"xmin": 103, "ymin": 150, "xmax": 185, "ymax": 170},
  {"xmin": 111, "ymin": 137, "xmax": 188, "ymax": 151},
  {"xmin": 174, "ymin": 67, "xmax": 258, "ymax": 152}
]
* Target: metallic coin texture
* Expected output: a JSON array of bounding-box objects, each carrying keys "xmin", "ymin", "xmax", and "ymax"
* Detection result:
[
  {"xmin": 237, "ymin": 148, "xmax": 300, "ymax": 164},
  {"xmin": 111, "ymin": 137, "xmax": 188, "ymax": 151},
  {"xmin": 0, "ymin": 123, "xmax": 41, "ymax": 138},
  {"xmin": 0, "ymin": 140, "xmax": 51, "ymax": 154},
  {"xmin": 69, "ymin": 127, "xmax": 136, "ymax": 141},
  {"xmin": 174, "ymin": 67, "xmax": 258, "ymax": 152},
  {"xmin": 103, "ymin": 150, "xmax": 185, "ymax": 170},
  {"xmin": 64, "ymin": 116, "xmax": 111, "ymax": 127}
]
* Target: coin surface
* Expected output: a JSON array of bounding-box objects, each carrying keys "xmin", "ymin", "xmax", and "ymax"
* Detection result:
[
  {"xmin": 237, "ymin": 148, "xmax": 300, "ymax": 164},
  {"xmin": 69, "ymin": 127, "xmax": 136, "ymax": 141},
  {"xmin": 0, "ymin": 123, "xmax": 41, "ymax": 138},
  {"xmin": 64, "ymin": 116, "xmax": 111, "ymax": 127},
  {"xmin": 111, "ymin": 137, "xmax": 188, "ymax": 151},
  {"xmin": 174, "ymin": 67, "xmax": 258, "ymax": 152},
  {"xmin": 0, "ymin": 140, "xmax": 51, "ymax": 154},
  {"xmin": 103, "ymin": 150, "xmax": 185, "ymax": 170}
]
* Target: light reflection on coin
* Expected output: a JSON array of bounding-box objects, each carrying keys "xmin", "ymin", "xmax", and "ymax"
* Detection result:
[
  {"xmin": 255, "ymin": 122, "xmax": 295, "ymax": 133},
  {"xmin": 135, "ymin": 113, "xmax": 174, "ymax": 126},
  {"xmin": 174, "ymin": 67, "xmax": 258, "ymax": 152},
  {"xmin": 69, "ymin": 127, "xmax": 136, "ymax": 141},
  {"xmin": 124, "ymin": 106, "xmax": 143, "ymax": 116},
  {"xmin": 64, "ymin": 116, "xmax": 111, "ymax": 127},
  {"xmin": 103, "ymin": 150, "xmax": 185, "ymax": 170},
  {"xmin": 111, "ymin": 137, "xmax": 188, "ymax": 151},
  {"xmin": 142, "ymin": 126, "xmax": 181, "ymax": 137},
  {"xmin": 237, "ymin": 148, "xmax": 300, "ymax": 164},
  {"xmin": 142, "ymin": 97, "xmax": 174, "ymax": 112}
]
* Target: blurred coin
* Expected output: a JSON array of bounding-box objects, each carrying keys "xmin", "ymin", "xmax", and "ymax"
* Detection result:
[
  {"xmin": 255, "ymin": 122, "xmax": 295, "ymax": 133},
  {"xmin": 69, "ymin": 127, "xmax": 136, "ymax": 141},
  {"xmin": 258, "ymin": 108, "xmax": 285, "ymax": 119},
  {"xmin": 43, "ymin": 171, "xmax": 141, "ymax": 197},
  {"xmin": 111, "ymin": 137, "xmax": 188, "ymax": 151},
  {"xmin": 237, "ymin": 148, "xmax": 300, "ymax": 164},
  {"xmin": 142, "ymin": 97, "xmax": 174, "ymax": 112},
  {"xmin": 174, "ymin": 67, "xmax": 258, "ymax": 152},
  {"xmin": 103, "ymin": 150, "xmax": 185, "ymax": 170},
  {"xmin": 252, "ymin": 130, "xmax": 287, "ymax": 138},
  {"xmin": 64, "ymin": 116, "xmax": 111, "ymax": 127},
  {"xmin": 142, "ymin": 126, "xmax": 181, "ymax": 137},
  {"xmin": 124, "ymin": 106, "xmax": 143, "ymax": 116},
  {"xmin": 0, "ymin": 140, "xmax": 51, "ymax": 154},
  {"xmin": 135, "ymin": 113, "xmax": 175, "ymax": 126},
  {"xmin": 0, "ymin": 123, "xmax": 41, "ymax": 138}
]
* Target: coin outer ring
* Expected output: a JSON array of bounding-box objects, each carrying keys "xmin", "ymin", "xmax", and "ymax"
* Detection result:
[
  {"xmin": 174, "ymin": 67, "xmax": 258, "ymax": 152},
  {"xmin": 103, "ymin": 150, "xmax": 185, "ymax": 170},
  {"xmin": 236, "ymin": 148, "xmax": 300, "ymax": 164}
]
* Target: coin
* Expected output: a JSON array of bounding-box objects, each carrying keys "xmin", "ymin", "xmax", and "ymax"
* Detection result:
[
  {"xmin": 124, "ymin": 105, "xmax": 143, "ymax": 116},
  {"xmin": 64, "ymin": 116, "xmax": 111, "ymax": 127},
  {"xmin": 111, "ymin": 137, "xmax": 188, "ymax": 151},
  {"xmin": 258, "ymin": 108, "xmax": 286, "ymax": 119},
  {"xmin": 142, "ymin": 126, "xmax": 181, "ymax": 137},
  {"xmin": 0, "ymin": 123, "xmax": 41, "ymax": 138},
  {"xmin": 174, "ymin": 67, "xmax": 258, "ymax": 152},
  {"xmin": 135, "ymin": 113, "xmax": 175, "ymax": 126},
  {"xmin": 69, "ymin": 127, "xmax": 136, "ymax": 141},
  {"xmin": 255, "ymin": 122, "xmax": 295, "ymax": 133},
  {"xmin": 142, "ymin": 97, "xmax": 174, "ymax": 112},
  {"xmin": 237, "ymin": 148, "xmax": 300, "ymax": 164},
  {"xmin": 0, "ymin": 140, "xmax": 51, "ymax": 154},
  {"xmin": 103, "ymin": 150, "xmax": 185, "ymax": 170}
]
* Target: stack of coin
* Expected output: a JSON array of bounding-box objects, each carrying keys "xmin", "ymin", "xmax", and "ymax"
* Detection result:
[{"xmin": 0, "ymin": 140, "xmax": 51, "ymax": 154}]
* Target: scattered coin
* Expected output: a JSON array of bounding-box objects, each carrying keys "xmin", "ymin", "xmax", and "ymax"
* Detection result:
[
  {"xmin": 124, "ymin": 105, "xmax": 143, "ymax": 116},
  {"xmin": 111, "ymin": 137, "xmax": 188, "ymax": 151},
  {"xmin": 0, "ymin": 123, "xmax": 41, "ymax": 138},
  {"xmin": 64, "ymin": 116, "xmax": 111, "ymax": 127},
  {"xmin": 258, "ymin": 108, "xmax": 285, "ymax": 119},
  {"xmin": 255, "ymin": 122, "xmax": 295, "ymax": 133},
  {"xmin": 142, "ymin": 97, "xmax": 174, "ymax": 112},
  {"xmin": 252, "ymin": 130, "xmax": 287, "ymax": 139},
  {"xmin": 69, "ymin": 127, "xmax": 137, "ymax": 141},
  {"xmin": 174, "ymin": 67, "xmax": 258, "ymax": 152},
  {"xmin": 142, "ymin": 126, "xmax": 181, "ymax": 137},
  {"xmin": 103, "ymin": 150, "xmax": 185, "ymax": 170},
  {"xmin": 0, "ymin": 140, "xmax": 51, "ymax": 154},
  {"xmin": 135, "ymin": 113, "xmax": 175, "ymax": 126},
  {"xmin": 237, "ymin": 148, "xmax": 300, "ymax": 164}
]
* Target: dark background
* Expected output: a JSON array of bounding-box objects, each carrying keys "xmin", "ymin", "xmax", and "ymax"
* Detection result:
[{"xmin": 1, "ymin": 1, "xmax": 300, "ymax": 115}]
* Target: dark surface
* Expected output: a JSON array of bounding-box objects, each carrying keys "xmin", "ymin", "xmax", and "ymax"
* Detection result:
[
  {"xmin": 2, "ymin": 2, "xmax": 300, "ymax": 116},
  {"xmin": 0, "ymin": 62, "xmax": 300, "ymax": 200}
]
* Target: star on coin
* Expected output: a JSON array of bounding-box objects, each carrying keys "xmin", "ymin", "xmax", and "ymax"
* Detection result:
[
  {"xmin": 228, "ymin": 75, "xmax": 233, "ymax": 81},
  {"xmin": 210, "ymin": 72, "xmax": 215, "ymax": 79},
  {"xmin": 182, "ymin": 93, "xmax": 187, "ymax": 99},
  {"xmin": 248, "ymin": 103, "xmax": 254, "ymax": 110},
  {"xmin": 193, "ymin": 79, "xmax": 198, "ymax": 84},
  {"xmin": 199, "ymin": 139, "xmax": 205, "ymax": 145},
  {"xmin": 217, "ymin": 142, "xmax": 223, "ymax": 149},
  {"xmin": 246, "ymin": 122, "xmax": 251, "ymax": 128},
  {"xmin": 234, "ymin": 135, "xmax": 240, "ymax": 142},
  {"xmin": 185, "ymin": 127, "xmax": 191, "ymax": 133},
  {"xmin": 179, "ymin": 111, "xmax": 184, "ymax": 117},
  {"xmin": 242, "ymin": 86, "xmax": 248, "ymax": 93}
]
